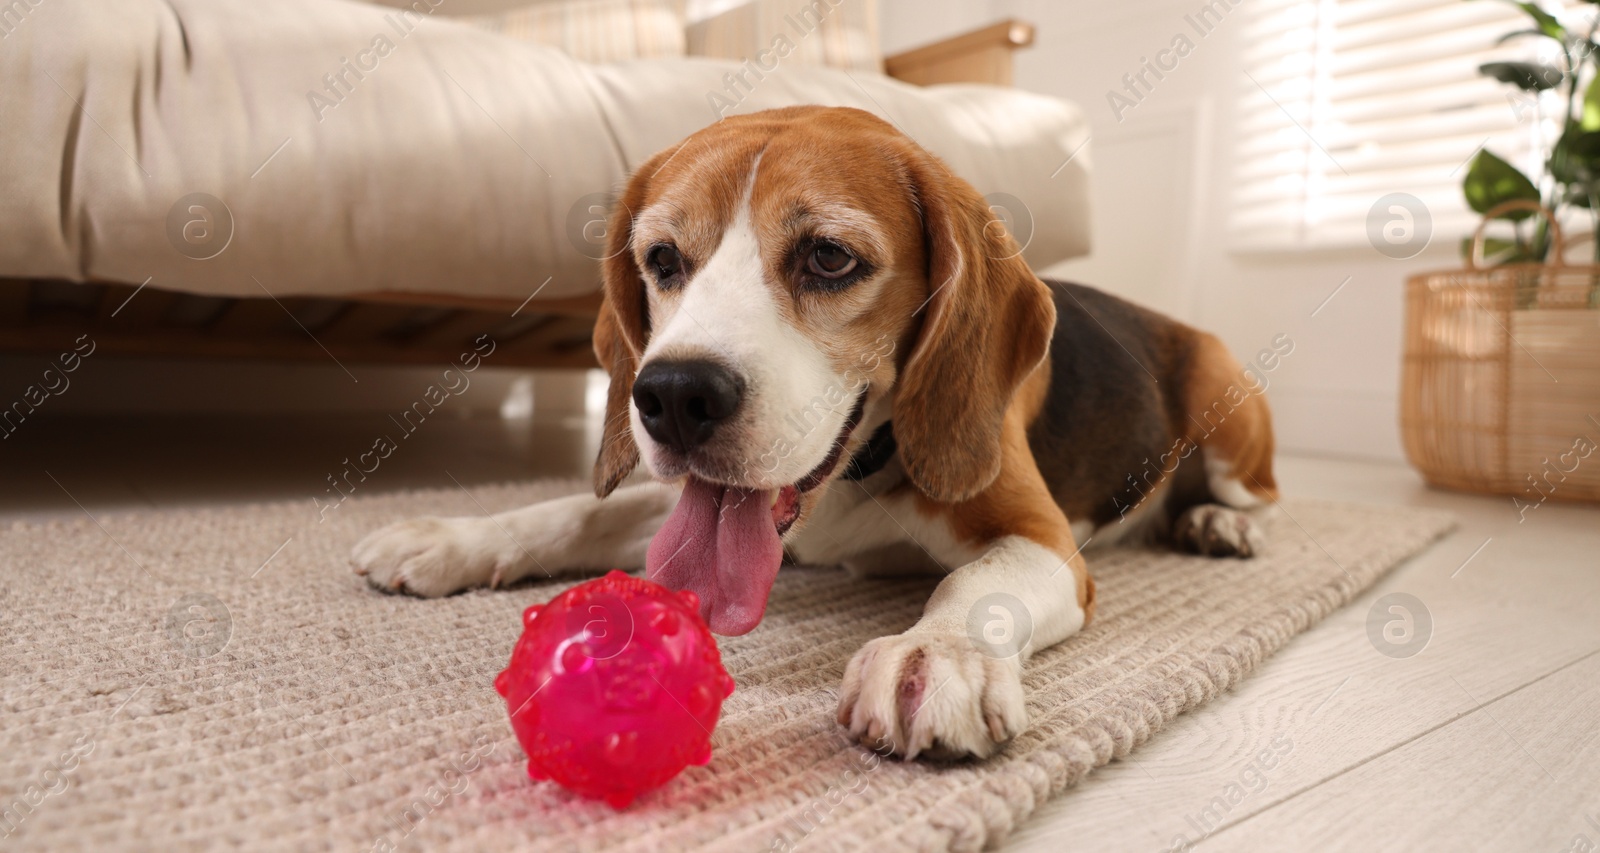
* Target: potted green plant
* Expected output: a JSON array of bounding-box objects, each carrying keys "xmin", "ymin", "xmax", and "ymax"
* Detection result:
[
  {"xmin": 1465, "ymin": 0, "xmax": 1600, "ymax": 282},
  {"xmin": 1398, "ymin": 0, "xmax": 1600, "ymax": 505}
]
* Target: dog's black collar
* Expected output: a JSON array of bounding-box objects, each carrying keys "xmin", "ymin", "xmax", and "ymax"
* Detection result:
[{"xmin": 843, "ymin": 420, "xmax": 896, "ymax": 481}]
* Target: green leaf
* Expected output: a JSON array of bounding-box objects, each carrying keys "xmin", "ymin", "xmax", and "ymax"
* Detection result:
[
  {"xmin": 1459, "ymin": 236, "xmax": 1536, "ymax": 264},
  {"xmin": 1552, "ymin": 123, "xmax": 1587, "ymax": 183},
  {"xmin": 1493, "ymin": 1, "xmax": 1567, "ymax": 40},
  {"xmin": 1559, "ymin": 168, "xmax": 1600, "ymax": 207},
  {"xmin": 1550, "ymin": 120, "xmax": 1600, "ymax": 184},
  {"xmin": 1495, "ymin": 27, "xmax": 1556, "ymax": 45},
  {"xmin": 1479, "ymin": 60, "xmax": 1565, "ymax": 90},
  {"xmin": 1463, "ymin": 149, "xmax": 1542, "ymax": 220},
  {"xmin": 1583, "ymin": 76, "xmax": 1600, "ymax": 130}
]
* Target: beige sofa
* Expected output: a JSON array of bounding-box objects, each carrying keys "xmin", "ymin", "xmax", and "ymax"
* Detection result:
[{"xmin": 0, "ymin": 0, "xmax": 1090, "ymax": 368}]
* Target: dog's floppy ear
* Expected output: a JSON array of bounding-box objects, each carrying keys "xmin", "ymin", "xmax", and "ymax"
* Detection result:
[
  {"xmin": 591, "ymin": 299, "xmax": 642, "ymax": 498},
  {"xmin": 893, "ymin": 151, "xmax": 1057, "ymax": 504},
  {"xmin": 592, "ymin": 149, "xmax": 675, "ymax": 497}
]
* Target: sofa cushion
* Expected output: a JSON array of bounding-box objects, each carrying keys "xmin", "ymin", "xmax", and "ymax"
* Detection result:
[
  {"xmin": 462, "ymin": 0, "xmax": 688, "ymax": 63},
  {"xmin": 0, "ymin": 0, "xmax": 1089, "ymax": 304},
  {"xmin": 687, "ymin": 0, "xmax": 881, "ymax": 72}
]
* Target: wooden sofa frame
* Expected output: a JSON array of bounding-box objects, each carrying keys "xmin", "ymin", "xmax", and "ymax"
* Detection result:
[{"xmin": 0, "ymin": 20, "xmax": 1036, "ymax": 370}]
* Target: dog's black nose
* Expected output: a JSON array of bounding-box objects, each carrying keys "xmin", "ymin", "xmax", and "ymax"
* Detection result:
[{"xmin": 632, "ymin": 359, "xmax": 742, "ymax": 452}]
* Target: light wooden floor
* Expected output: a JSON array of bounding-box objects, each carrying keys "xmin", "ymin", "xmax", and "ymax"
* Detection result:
[
  {"xmin": 4, "ymin": 414, "xmax": 1597, "ymax": 851},
  {"xmin": 1013, "ymin": 452, "xmax": 1600, "ymax": 852}
]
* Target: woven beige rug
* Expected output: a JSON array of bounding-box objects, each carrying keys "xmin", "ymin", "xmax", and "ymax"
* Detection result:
[{"xmin": 0, "ymin": 481, "xmax": 1453, "ymax": 852}]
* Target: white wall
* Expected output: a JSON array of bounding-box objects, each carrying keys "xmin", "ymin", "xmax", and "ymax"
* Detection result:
[
  {"xmin": 882, "ymin": 0, "xmax": 1461, "ymax": 461},
  {"xmin": 879, "ymin": 0, "xmax": 996, "ymax": 54}
]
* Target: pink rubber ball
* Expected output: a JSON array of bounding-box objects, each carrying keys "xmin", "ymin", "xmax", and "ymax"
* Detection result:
[{"xmin": 494, "ymin": 571, "xmax": 736, "ymax": 808}]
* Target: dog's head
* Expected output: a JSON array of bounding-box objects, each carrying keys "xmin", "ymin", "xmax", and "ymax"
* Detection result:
[{"xmin": 591, "ymin": 106, "xmax": 1055, "ymax": 634}]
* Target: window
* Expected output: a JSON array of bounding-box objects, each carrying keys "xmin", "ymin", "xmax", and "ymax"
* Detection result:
[{"xmin": 1230, "ymin": 0, "xmax": 1563, "ymax": 251}]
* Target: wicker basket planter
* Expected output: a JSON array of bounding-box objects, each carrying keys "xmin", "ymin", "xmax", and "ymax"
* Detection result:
[{"xmin": 1401, "ymin": 202, "xmax": 1600, "ymax": 505}]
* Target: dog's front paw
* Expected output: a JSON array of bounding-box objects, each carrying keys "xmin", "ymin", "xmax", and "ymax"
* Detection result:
[
  {"xmin": 836, "ymin": 632, "xmax": 1027, "ymax": 760},
  {"xmin": 350, "ymin": 517, "xmax": 512, "ymax": 597}
]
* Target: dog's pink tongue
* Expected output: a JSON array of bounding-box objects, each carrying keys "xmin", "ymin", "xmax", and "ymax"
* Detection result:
[{"xmin": 646, "ymin": 477, "xmax": 782, "ymax": 636}]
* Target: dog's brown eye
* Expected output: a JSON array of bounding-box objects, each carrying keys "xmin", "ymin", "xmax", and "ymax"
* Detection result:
[
  {"xmin": 648, "ymin": 245, "xmax": 683, "ymax": 282},
  {"xmin": 807, "ymin": 243, "xmax": 857, "ymax": 279}
]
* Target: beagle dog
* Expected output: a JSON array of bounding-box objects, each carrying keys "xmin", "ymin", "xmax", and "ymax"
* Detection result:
[{"xmin": 351, "ymin": 106, "xmax": 1277, "ymax": 760}]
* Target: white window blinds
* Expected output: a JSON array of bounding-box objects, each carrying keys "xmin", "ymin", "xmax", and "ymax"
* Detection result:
[{"xmin": 1230, "ymin": 0, "xmax": 1557, "ymax": 251}]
